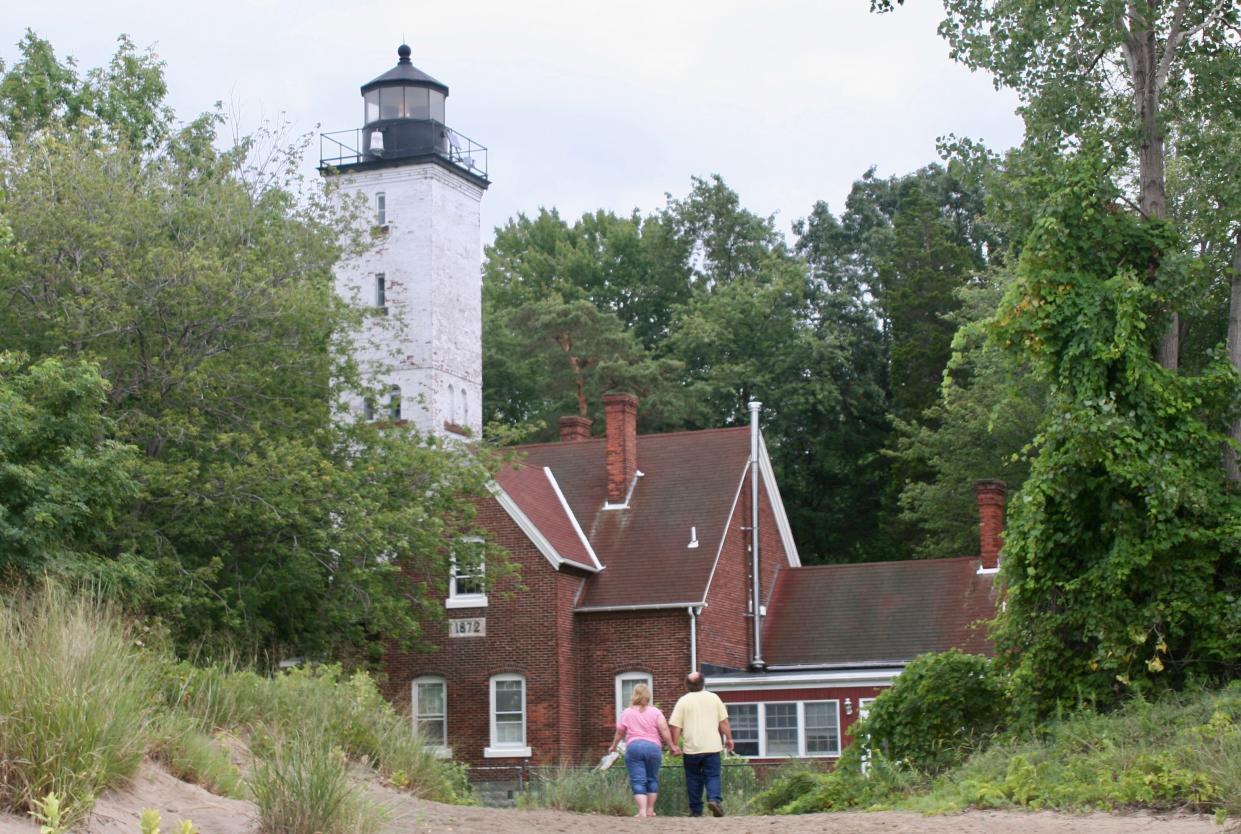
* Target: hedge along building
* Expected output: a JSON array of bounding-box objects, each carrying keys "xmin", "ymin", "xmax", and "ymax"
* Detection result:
[{"xmin": 324, "ymin": 45, "xmax": 1000, "ymax": 770}]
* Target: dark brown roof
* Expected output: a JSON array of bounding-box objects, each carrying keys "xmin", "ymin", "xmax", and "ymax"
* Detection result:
[
  {"xmin": 498, "ymin": 463, "xmax": 597, "ymax": 571},
  {"xmin": 495, "ymin": 427, "xmax": 752, "ymax": 609},
  {"xmin": 762, "ymin": 557, "xmax": 996, "ymax": 666}
]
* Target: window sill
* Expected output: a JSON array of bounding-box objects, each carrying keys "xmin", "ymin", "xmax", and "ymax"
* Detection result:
[
  {"xmin": 484, "ymin": 746, "xmax": 532, "ymax": 759},
  {"xmin": 445, "ymin": 595, "xmax": 488, "ymax": 609},
  {"xmin": 431, "ymin": 746, "xmax": 453, "ymax": 759}
]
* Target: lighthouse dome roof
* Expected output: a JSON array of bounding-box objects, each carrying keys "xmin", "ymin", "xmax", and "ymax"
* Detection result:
[{"xmin": 361, "ymin": 44, "xmax": 448, "ymax": 96}]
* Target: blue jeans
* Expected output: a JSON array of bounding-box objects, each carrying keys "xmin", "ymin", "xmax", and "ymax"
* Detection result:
[
  {"xmin": 682, "ymin": 751, "xmax": 722, "ymax": 815},
  {"xmin": 623, "ymin": 740, "xmax": 662, "ymax": 795}
]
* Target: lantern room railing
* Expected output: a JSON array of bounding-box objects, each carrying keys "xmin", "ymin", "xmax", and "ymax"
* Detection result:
[{"xmin": 318, "ymin": 122, "xmax": 488, "ymax": 180}]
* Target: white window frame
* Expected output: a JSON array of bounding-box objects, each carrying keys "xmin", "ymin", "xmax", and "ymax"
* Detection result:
[
  {"xmin": 411, "ymin": 676, "xmax": 450, "ymax": 758},
  {"xmin": 376, "ymin": 192, "xmax": 386, "ymax": 226},
  {"xmin": 725, "ymin": 699, "xmax": 841, "ymax": 758},
  {"xmin": 486, "ymin": 673, "xmax": 531, "ymax": 758},
  {"xmin": 446, "ymin": 536, "xmax": 487, "ymax": 609},
  {"xmin": 614, "ymin": 671, "xmax": 653, "ymax": 722}
]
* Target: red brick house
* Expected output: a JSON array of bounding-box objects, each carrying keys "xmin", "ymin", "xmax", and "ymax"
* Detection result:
[{"xmin": 384, "ymin": 394, "xmax": 1001, "ymax": 768}]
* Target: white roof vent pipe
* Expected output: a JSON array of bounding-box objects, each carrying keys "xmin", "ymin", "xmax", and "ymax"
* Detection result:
[{"xmin": 688, "ymin": 526, "xmax": 699, "ymax": 549}]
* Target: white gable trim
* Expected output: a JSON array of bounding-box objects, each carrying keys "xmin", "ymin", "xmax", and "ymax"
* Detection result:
[
  {"xmin": 487, "ymin": 482, "xmax": 600, "ymax": 574},
  {"xmin": 544, "ymin": 467, "xmax": 603, "ymax": 570},
  {"xmin": 699, "ymin": 466, "xmax": 748, "ymax": 606},
  {"xmin": 759, "ymin": 435, "xmax": 801, "ymax": 567}
]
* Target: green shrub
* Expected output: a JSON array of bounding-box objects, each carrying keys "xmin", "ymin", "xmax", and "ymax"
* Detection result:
[
  {"xmin": 859, "ymin": 650, "xmax": 1005, "ymax": 774},
  {"xmin": 0, "ymin": 586, "xmax": 156, "ymax": 826},
  {"xmin": 519, "ymin": 767, "xmax": 634, "ymax": 815},
  {"xmin": 909, "ymin": 683, "xmax": 1241, "ymax": 815}
]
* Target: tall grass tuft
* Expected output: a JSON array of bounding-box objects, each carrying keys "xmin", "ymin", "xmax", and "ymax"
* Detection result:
[
  {"xmin": 249, "ymin": 731, "xmax": 387, "ymax": 834},
  {"xmin": 0, "ymin": 585, "xmax": 156, "ymax": 826}
]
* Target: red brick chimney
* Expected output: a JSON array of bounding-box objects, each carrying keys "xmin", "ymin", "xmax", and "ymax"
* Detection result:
[
  {"xmin": 558, "ymin": 415, "xmax": 593, "ymax": 442},
  {"xmin": 974, "ymin": 479, "xmax": 1007, "ymax": 570},
  {"xmin": 603, "ymin": 393, "xmax": 638, "ymax": 505}
]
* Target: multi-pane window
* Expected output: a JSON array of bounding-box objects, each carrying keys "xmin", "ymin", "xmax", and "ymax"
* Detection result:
[
  {"xmin": 615, "ymin": 672, "xmax": 652, "ymax": 720},
  {"xmin": 375, "ymin": 273, "xmax": 386, "ymax": 310},
  {"xmin": 725, "ymin": 700, "xmax": 840, "ymax": 758},
  {"xmin": 765, "ymin": 702, "xmax": 799, "ymax": 756},
  {"xmin": 412, "ymin": 677, "xmax": 446, "ymax": 748},
  {"xmin": 726, "ymin": 703, "xmax": 759, "ymax": 757},
  {"xmin": 489, "ymin": 674, "xmax": 527, "ymax": 752},
  {"xmin": 804, "ymin": 701, "xmax": 840, "ymax": 755},
  {"xmin": 376, "ymin": 192, "xmax": 386, "ymax": 226},
  {"xmin": 387, "ymin": 385, "xmax": 402, "ymax": 420}
]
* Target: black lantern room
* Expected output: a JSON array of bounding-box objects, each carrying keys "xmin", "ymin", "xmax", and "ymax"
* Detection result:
[{"xmin": 360, "ymin": 44, "xmax": 450, "ymax": 160}]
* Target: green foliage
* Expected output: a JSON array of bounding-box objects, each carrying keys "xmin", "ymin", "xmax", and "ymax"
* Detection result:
[
  {"xmin": 0, "ymin": 585, "xmax": 156, "ymax": 826},
  {"xmin": 857, "ymin": 650, "xmax": 1006, "ymax": 775},
  {"xmin": 0, "ymin": 353, "xmax": 141, "ymax": 578},
  {"xmin": 518, "ymin": 767, "xmax": 634, "ymax": 816},
  {"xmin": 249, "ymin": 732, "xmax": 387, "ymax": 834},
  {"xmin": 519, "ymin": 756, "xmax": 763, "ymax": 817},
  {"xmin": 152, "ymin": 715, "xmax": 246, "ymax": 799},
  {"xmin": 911, "ymin": 684, "xmax": 1241, "ymax": 815},
  {"xmin": 753, "ymin": 753, "xmax": 920, "ymax": 814},
  {"xmin": 991, "ymin": 153, "xmax": 1241, "ymax": 716},
  {"xmin": 0, "ymin": 33, "xmax": 504, "ymax": 658},
  {"xmin": 0, "ymin": 31, "xmax": 170, "ymax": 149},
  {"xmin": 29, "ymin": 792, "xmax": 67, "ymax": 834},
  {"xmin": 890, "ymin": 275, "xmax": 1045, "ymax": 558},
  {"xmin": 159, "ymin": 661, "xmax": 473, "ymax": 804}
]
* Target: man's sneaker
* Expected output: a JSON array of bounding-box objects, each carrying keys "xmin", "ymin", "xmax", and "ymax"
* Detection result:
[{"xmin": 707, "ymin": 800, "xmax": 724, "ymax": 817}]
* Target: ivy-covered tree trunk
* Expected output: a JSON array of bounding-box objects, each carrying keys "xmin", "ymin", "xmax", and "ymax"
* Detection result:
[
  {"xmin": 992, "ymin": 153, "xmax": 1241, "ymax": 718},
  {"xmin": 1227, "ymin": 232, "xmax": 1241, "ymax": 483}
]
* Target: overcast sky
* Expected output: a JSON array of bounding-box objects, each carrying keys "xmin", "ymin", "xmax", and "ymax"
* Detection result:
[{"xmin": 4, "ymin": 1, "xmax": 1024, "ymax": 242}]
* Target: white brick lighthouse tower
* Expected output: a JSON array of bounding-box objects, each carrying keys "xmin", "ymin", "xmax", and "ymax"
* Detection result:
[{"xmin": 321, "ymin": 44, "xmax": 489, "ymax": 438}]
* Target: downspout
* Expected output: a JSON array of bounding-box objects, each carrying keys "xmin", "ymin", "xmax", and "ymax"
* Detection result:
[
  {"xmin": 749, "ymin": 400, "xmax": 766, "ymax": 672},
  {"xmin": 688, "ymin": 605, "xmax": 699, "ymax": 671}
]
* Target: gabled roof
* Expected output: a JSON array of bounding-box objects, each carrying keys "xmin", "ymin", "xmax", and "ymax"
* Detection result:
[
  {"xmin": 493, "ymin": 426, "xmax": 798, "ymax": 610},
  {"xmin": 762, "ymin": 556, "xmax": 996, "ymax": 667}
]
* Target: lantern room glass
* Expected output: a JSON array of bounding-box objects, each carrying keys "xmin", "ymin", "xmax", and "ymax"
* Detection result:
[{"xmin": 365, "ymin": 86, "xmax": 445, "ymax": 124}]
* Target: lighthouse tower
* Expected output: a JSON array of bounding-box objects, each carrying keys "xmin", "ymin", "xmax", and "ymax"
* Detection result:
[{"xmin": 321, "ymin": 44, "xmax": 489, "ymax": 438}]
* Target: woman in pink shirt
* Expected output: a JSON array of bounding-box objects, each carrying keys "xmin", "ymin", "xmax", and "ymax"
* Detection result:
[{"xmin": 607, "ymin": 683, "xmax": 679, "ymax": 817}]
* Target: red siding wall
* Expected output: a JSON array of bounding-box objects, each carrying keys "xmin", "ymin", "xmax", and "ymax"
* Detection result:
[{"xmin": 698, "ymin": 470, "xmax": 788, "ymax": 671}]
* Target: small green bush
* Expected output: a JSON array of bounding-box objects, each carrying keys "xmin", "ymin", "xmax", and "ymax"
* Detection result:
[{"xmin": 859, "ymin": 650, "xmax": 1005, "ymax": 774}]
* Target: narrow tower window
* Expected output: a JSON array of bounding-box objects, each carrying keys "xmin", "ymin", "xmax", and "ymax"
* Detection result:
[
  {"xmin": 376, "ymin": 192, "xmax": 386, "ymax": 226},
  {"xmin": 388, "ymin": 385, "xmax": 402, "ymax": 420},
  {"xmin": 375, "ymin": 273, "xmax": 386, "ymax": 312}
]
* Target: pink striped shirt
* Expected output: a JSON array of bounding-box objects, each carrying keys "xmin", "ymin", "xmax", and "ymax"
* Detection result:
[{"xmin": 617, "ymin": 705, "xmax": 666, "ymax": 747}]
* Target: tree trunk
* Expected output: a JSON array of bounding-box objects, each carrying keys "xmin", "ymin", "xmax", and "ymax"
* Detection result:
[
  {"xmin": 1129, "ymin": 7, "xmax": 1178, "ymax": 368},
  {"xmin": 1226, "ymin": 232, "xmax": 1241, "ymax": 484}
]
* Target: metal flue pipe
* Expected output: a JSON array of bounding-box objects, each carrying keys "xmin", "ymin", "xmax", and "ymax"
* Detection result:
[{"xmin": 749, "ymin": 400, "xmax": 766, "ymax": 671}]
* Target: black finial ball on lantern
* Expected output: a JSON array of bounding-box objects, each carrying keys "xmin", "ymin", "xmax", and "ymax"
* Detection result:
[{"xmin": 397, "ymin": 44, "xmax": 412, "ymax": 61}]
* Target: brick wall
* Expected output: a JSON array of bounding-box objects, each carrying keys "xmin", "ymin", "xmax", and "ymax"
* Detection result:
[
  {"xmin": 698, "ymin": 470, "xmax": 788, "ymax": 671},
  {"xmin": 383, "ymin": 496, "xmax": 589, "ymax": 767},
  {"xmin": 572, "ymin": 609, "xmax": 691, "ymax": 761}
]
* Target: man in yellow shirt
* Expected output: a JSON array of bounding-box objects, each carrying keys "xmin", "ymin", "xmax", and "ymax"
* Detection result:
[{"xmin": 669, "ymin": 671, "xmax": 734, "ymax": 817}]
